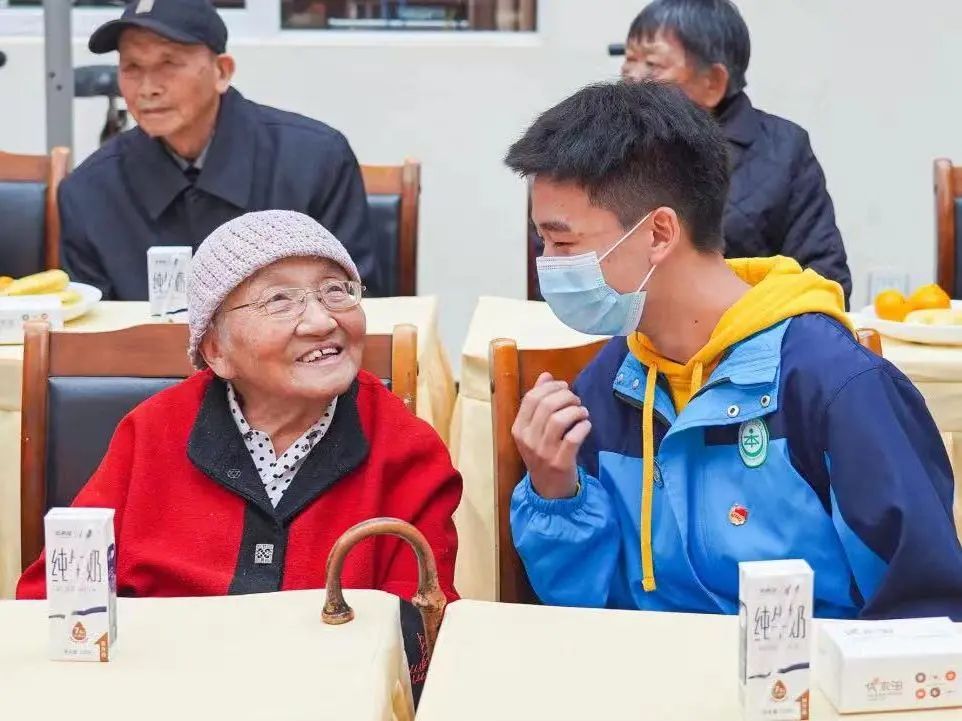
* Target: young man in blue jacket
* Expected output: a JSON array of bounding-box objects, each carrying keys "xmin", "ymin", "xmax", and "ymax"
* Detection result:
[{"xmin": 505, "ymin": 80, "xmax": 962, "ymax": 619}]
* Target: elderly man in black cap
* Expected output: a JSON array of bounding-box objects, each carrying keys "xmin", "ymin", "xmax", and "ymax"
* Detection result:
[{"xmin": 59, "ymin": 0, "xmax": 383, "ymax": 299}]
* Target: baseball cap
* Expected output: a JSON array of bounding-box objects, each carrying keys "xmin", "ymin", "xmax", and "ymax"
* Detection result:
[{"xmin": 89, "ymin": 0, "xmax": 228, "ymax": 55}]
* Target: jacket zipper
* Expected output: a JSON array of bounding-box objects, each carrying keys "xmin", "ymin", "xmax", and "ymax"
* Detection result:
[{"xmin": 614, "ymin": 390, "xmax": 670, "ymax": 428}]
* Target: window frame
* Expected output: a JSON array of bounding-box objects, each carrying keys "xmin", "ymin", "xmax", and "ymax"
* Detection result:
[
  {"xmin": 0, "ymin": 1, "xmax": 540, "ymax": 43},
  {"xmin": 0, "ymin": 4, "xmax": 261, "ymax": 38}
]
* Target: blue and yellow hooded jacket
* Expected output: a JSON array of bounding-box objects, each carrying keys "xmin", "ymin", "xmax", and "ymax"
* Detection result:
[{"xmin": 511, "ymin": 257, "xmax": 962, "ymax": 618}]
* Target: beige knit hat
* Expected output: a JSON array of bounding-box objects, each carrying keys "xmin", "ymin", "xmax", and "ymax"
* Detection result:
[{"xmin": 187, "ymin": 210, "xmax": 361, "ymax": 369}]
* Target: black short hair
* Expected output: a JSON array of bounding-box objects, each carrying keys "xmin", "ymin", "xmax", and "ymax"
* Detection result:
[
  {"xmin": 629, "ymin": 0, "xmax": 750, "ymax": 97},
  {"xmin": 505, "ymin": 81, "xmax": 729, "ymax": 252}
]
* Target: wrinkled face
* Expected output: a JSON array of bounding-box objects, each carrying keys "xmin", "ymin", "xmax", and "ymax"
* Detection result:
[
  {"xmin": 531, "ymin": 176, "xmax": 656, "ymax": 295},
  {"xmin": 201, "ymin": 257, "xmax": 366, "ymax": 404},
  {"xmin": 621, "ymin": 30, "xmax": 722, "ymax": 109},
  {"xmin": 117, "ymin": 28, "xmax": 231, "ymax": 140}
]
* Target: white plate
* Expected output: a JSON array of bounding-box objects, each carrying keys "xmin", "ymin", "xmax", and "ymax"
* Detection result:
[
  {"xmin": 63, "ymin": 282, "xmax": 102, "ymax": 322},
  {"xmin": 852, "ymin": 300, "xmax": 962, "ymax": 346}
]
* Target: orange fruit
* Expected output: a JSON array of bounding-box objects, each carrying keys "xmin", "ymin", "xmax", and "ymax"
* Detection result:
[
  {"xmin": 908, "ymin": 283, "xmax": 951, "ymax": 311},
  {"xmin": 874, "ymin": 289, "xmax": 911, "ymax": 322}
]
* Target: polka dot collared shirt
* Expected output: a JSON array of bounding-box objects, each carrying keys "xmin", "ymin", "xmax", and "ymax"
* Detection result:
[{"xmin": 226, "ymin": 383, "xmax": 337, "ymax": 508}]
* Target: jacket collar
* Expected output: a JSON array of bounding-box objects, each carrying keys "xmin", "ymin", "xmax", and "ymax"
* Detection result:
[
  {"xmin": 187, "ymin": 375, "xmax": 369, "ymax": 524},
  {"xmin": 715, "ymin": 91, "xmax": 760, "ymax": 149},
  {"xmin": 613, "ymin": 355, "xmax": 677, "ymax": 425},
  {"xmin": 612, "ymin": 319, "xmax": 791, "ymax": 429},
  {"xmin": 709, "ymin": 319, "xmax": 788, "ymax": 387},
  {"xmin": 121, "ymin": 87, "xmax": 256, "ymax": 221}
]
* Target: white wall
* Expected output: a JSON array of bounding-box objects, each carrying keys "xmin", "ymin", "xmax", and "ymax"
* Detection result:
[{"xmin": 2, "ymin": 1, "xmax": 962, "ymax": 361}]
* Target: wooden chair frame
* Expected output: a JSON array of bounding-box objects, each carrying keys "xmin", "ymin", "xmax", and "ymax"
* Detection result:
[
  {"xmin": 361, "ymin": 159, "xmax": 421, "ymax": 296},
  {"xmin": 934, "ymin": 158, "xmax": 962, "ymax": 297},
  {"xmin": 361, "ymin": 322, "xmax": 419, "ymax": 413},
  {"xmin": 490, "ymin": 338, "xmax": 608, "ymax": 604},
  {"xmin": 856, "ymin": 328, "xmax": 883, "ymax": 356},
  {"xmin": 0, "ymin": 147, "xmax": 71, "ymax": 271},
  {"xmin": 20, "ymin": 321, "xmax": 418, "ymax": 570},
  {"xmin": 489, "ymin": 328, "xmax": 883, "ymax": 605}
]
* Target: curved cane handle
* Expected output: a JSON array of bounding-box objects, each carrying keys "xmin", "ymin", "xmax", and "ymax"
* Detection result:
[{"xmin": 322, "ymin": 518, "xmax": 447, "ymax": 661}]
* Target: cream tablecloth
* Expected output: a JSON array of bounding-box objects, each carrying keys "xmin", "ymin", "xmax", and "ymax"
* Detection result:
[
  {"xmin": 0, "ymin": 297, "xmax": 456, "ymax": 599},
  {"xmin": 0, "ymin": 589, "xmax": 413, "ymax": 721},
  {"xmin": 418, "ymin": 600, "xmax": 962, "ymax": 721},
  {"xmin": 450, "ymin": 297, "xmax": 962, "ymax": 601}
]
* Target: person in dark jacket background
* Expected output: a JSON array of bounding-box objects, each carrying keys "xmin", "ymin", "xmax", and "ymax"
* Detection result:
[
  {"xmin": 620, "ymin": 0, "xmax": 852, "ymax": 305},
  {"xmin": 59, "ymin": 0, "xmax": 383, "ymax": 300}
]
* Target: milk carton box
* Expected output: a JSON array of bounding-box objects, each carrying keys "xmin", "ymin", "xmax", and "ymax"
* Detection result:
[
  {"xmin": 819, "ymin": 617, "xmax": 962, "ymax": 713},
  {"xmin": 45, "ymin": 508, "xmax": 117, "ymax": 661},
  {"xmin": 739, "ymin": 559, "xmax": 813, "ymax": 720},
  {"xmin": 148, "ymin": 246, "xmax": 191, "ymax": 317},
  {"xmin": 0, "ymin": 296, "xmax": 63, "ymax": 344}
]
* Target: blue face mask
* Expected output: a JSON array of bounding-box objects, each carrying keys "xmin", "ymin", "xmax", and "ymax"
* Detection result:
[{"xmin": 536, "ymin": 212, "xmax": 656, "ymax": 336}]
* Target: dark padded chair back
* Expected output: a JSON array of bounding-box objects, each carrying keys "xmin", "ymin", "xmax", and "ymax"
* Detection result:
[
  {"xmin": 954, "ymin": 198, "xmax": 962, "ymax": 299},
  {"xmin": 0, "ymin": 180, "xmax": 46, "ymax": 278},
  {"xmin": 45, "ymin": 377, "xmax": 181, "ymax": 509},
  {"xmin": 367, "ymin": 193, "xmax": 402, "ymax": 297}
]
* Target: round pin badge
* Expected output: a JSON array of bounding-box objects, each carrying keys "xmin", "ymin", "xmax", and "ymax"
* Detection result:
[{"xmin": 728, "ymin": 504, "xmax": 749, "ymax": 526}]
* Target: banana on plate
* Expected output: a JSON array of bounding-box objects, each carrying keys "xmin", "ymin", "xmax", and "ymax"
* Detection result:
[
  {"xmin": 904, "ymin": 308, "xmax": 962, "ymax": 326},
  {"xmin": 0, "ymin": 270, "xmax": 73, "ymax": 303}
]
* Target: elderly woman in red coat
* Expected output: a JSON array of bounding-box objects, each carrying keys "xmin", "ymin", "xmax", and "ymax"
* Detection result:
[{"xmin": 18, "ymin": 210, "xmax": 461, "ymax": 605}]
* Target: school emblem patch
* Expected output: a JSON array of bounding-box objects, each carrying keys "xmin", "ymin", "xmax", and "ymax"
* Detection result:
[{"xmin": 738, "ymin": 418, "xmax": 768, "ymax": 468}]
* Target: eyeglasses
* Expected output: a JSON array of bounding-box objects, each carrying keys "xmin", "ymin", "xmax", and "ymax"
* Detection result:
[{"xmin": 226, "ymin": 279, "xmax": 365, "ymax": 319}]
